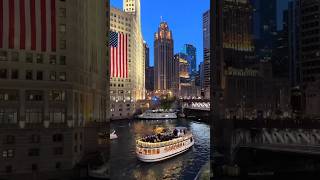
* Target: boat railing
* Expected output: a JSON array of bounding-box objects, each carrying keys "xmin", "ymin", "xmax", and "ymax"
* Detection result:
[{"xmin": 136, "ymin": 133, "xmax": 192, "ymax": 148}]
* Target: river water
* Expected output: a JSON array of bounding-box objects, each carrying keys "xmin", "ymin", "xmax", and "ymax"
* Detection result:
[{"xmin": 110, "ymin": 118, "xmax": 210, "ymax": 180}]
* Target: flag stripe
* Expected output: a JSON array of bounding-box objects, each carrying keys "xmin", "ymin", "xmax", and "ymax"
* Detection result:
[
  {"xmin": 125, "ymin": 34, "xmax": 128, "ymax": 78},
  {"xmin": 120, "ymin": 33, "xmax": 123, "ymax": 78},
  {"xmin": 40, "ymin": 0, "xmax": 46, "ymax": 51},
  {"xmin": 30, "ymin": 0, "xmax": 36, "ymax": 50},
  {"xmin": 0, "ymin": 0, "xmax": 3, "ymax": 48},
  {"xmin": 8, "ymin": 0, "xmax": 15, "ymax": 49},
  {"xmin": 51, "ymin": 0, "xmax": 56, "ymax": 51},
  {"xmin": 19, "ymin": 0, "xmax": 25, "ymax": 49}
]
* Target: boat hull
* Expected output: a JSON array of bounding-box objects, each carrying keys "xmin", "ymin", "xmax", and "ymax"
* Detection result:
[
  {"xmin": 136, "ymin": 134, "xmax": 194, "ymax": 162},
  {"xmin": 137, "ymin": 113, "xmax": 177, "ymax": 119}
]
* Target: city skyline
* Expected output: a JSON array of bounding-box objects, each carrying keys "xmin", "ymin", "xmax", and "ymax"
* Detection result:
[{"xmin": 111, "ymin": 0, "xmax": 209, "ymax": 68}]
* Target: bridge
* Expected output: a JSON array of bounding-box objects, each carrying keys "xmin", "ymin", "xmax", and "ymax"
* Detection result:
[
  {"xmin": 215, "ymin": 119, "xmax": 320, "ymax": 168},
  {"xmin": 179, "ymin": 100, "xmax": 210, "ymax": 119}
]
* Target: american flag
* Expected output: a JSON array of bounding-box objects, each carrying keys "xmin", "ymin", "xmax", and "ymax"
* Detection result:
[
  {"xmin": 109, "ymin": 31, "xmax": 128, "ymax": 78},
  {"xmin": 0, "ymin": 0, "xmax": 56, "ymax": 51}
]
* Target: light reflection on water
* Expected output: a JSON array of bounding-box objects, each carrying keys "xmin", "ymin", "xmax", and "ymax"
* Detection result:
[{"xmin": 110, "ymin": 119, "xmax": 210, "ymax": 180}]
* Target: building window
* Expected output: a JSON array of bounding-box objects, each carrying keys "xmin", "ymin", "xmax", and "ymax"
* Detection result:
[
  {"xmin": 31, "ymin": 164, "xmax": 38, "ymax": 171},
  {"xmin": 30, "ymin": 135, "xmax": 41, "ymax": 143},
  {"xmin": 53, "ymin": 134, "xmax": 63, "ymax": 142},
  {"xmin": 4, "ymin": 135, "xmax": 15, "ymax": 144},
  {"xmin": 26, "ymin": 109, "xmax": 43, "ymax": 124},
  {"xmin": 49, "ymin": 109, "xmax": 66, "ymax": 123},
  {"xmin": 59, "ymin": 24, "xmax": 66, "ymax": 34},
  {"xmin": 0, "ymin": 69, "xmax": 7, "ymax": 79},
  {"xmin": 26, "ymin": 90, "xmax": 43, "ymax": 101},
  {"xmin": 59, "ymin": 8, "xmax": 66, "ymax": 17},
  {"xmin": 59, "ymin": 56, "xmax": 66, "ymax": 65},
  {"xmin": 11, "ymin": 69, "xmax": 19, "ymax": 79},
  {"xmin": 5, "ymin": 166, "xmax": 12, "ymax": 173},
  {"xmin": 0, "ymin": 51, "xmax": 8, "ymax": 61},
  {"xmin": 2, "ymin": 149, "xmax": 14, "ymax": 159},
  {"xmin": 49, "ymin": 90, "xmax": 66, "ymax": 101},
  {"xmin": 50, "ymin": 71, "xmax": 56, "ymax": 81},
  {"xmin": 56, "ymin": 162, "xmax": 61, "ymax": 169},
  {"xmin": 28, "ymin": 148, "xmax": 40, "ymax": 157},
  {"xmin": 26, "ymin": 70, "xmax": 33, "ymax": 80},
  {"xmin": 26, "ymin": 53, "xmax": 33, "ymax": 63},
  {"xmin": 59, "ymin": 72, "xmax": 66, "ymax": 81},
  {"xmin": 0, "ymin": 109, "xmax": 18, "ymax": 124},
  {"xmin": 49, "ymin": 55, "xmax": 56, "ymax": 64},
  {"xmin": 60, "ymin": 40, "xmax": 66, "ymax": 50},
  {"xmin": 36, "ymin": 71, "xmax": 43, "ymax": 80},
  {"xmin": 11, "ymin": 52, "xmax": 19, "ymax": 61},
  {"xmin": 36, "ymin": 54, "xmax": 43, "ymax": 64},
  {"xmin": 53, "ymin": 147, "xmax": 63, "ymax": 155}
]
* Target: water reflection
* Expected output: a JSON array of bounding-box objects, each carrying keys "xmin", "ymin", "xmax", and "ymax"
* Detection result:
[{"xmin": 110, "ymin": 119, "xmax": 210, "ymax": 180}]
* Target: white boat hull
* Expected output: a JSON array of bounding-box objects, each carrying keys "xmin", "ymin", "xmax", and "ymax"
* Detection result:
[
  {"xmin": 136, "ymin": 134, "xmax": 194, "ymax": 162},
  {"xmin": 138, "ymin": 112, "xmax": 177, "ymax": 119}
]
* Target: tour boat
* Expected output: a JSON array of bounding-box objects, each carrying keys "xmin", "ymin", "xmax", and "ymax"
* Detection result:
[
  {"xmin": 137, "ymin": 109, "xmax": 177, "ymax": 119},
  {"xmin": 110, "ymin": 130, "xmax": 118, "ymax": 140},
  {"xmin": 136, "ymin": 127, "xmax": 194, "ymax": 162}
]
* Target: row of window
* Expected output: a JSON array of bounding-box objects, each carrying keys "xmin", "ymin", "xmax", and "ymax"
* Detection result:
[
  {"xmin": 0, "ymin": 90, "xmax": 66, "ymax": 102},
  {"xmin": 0, "ymin": 69, "xmax": 66, "ymax": 81},
  {"xmin": 2, "ymin": 134, "xmax": 66, "ymax": 145},
  {"xmin": 2, "ymin": 147, "xmax": 64, "ymax": 159},
  {"xmin": 0, "ymin": 51, "xmax": 66, "ymax": 65},
  {"xmin": 3, "ymin": 162, "xmax": 63, "ymax": 174},
  {"xmin": 0, "ymin": 108, "xmax": 67, "ymax": 124}
]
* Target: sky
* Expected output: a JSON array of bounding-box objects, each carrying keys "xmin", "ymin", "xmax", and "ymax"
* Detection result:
[
  {"xmin": 110, "ymin": 0, "xmax": 210, "ymax": 68},
  {"xmin": 110, "ymin": 0, "xmax": 289, "ymax": 67}
]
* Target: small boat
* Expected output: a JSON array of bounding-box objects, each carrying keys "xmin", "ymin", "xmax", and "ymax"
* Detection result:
[
  {"xmin": 136, "ymin": 127, "xmax": 194, "ymax": 162},
  {"xmin": 110, "ymin": 130, "xmax": 118, "ymax": 140},
  {"xmin": 137, "ymin": 109, "xmax": 177, "ymax": 119},
  {"xmin": 88, "ymin": 163, "xmax": 109, "ymax": 179}
]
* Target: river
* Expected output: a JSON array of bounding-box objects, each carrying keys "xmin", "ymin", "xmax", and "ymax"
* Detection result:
[{"xmin": 110, "ymin": 118, "xmax": 210, "ymax": 180}]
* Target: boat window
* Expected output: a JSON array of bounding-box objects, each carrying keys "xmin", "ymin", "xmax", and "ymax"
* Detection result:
[
  {"xmin": 144, "ymin": 149, "xmax": 147, "ymax": 154},
  {"xmin": 148, "ymin": 149, "xmax": 151, "ymax": 154},
  {"xmin": 152, "ymin": 149, "xmax": 156, "ymax": 154},
  {"xmin": 157, "ymin": 149, "xmax": 160, "ymax": 154}
]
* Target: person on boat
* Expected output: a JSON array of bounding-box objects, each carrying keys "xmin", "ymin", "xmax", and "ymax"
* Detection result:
[{"xmin": 173, "ymin": 129, "xmax": 178, "ymax": 136}]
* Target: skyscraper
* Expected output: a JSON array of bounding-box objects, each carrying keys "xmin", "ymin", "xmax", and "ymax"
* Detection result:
[
  {"xmin": 0, "ymin": 0, "xmax": 108, "ymax": 178},
  {"xmin": 288, "ymin": 0, "xmax": 300, "ymax": 87},
  {"xmin": 300, "ymin": 0, "xmax": 320, "ymax": 84},
  {"xmin": 110, "ymin": 0, "xmax": 145, "ymax": 119},
  {"xmin": 144, "ymin": 42, "xmax": 150, "ymax": 68},
  {"xmin": 182, "ymin": 44, "xmax": 197, "ymax": 78},
  {"xmin": 144, "ymin": 42, "xmax": 154, "ymax": 92},
  {"xmin": 251, "ymin": 0, "xmax": 278, "ymax": 60},
  {"xmin": 203, "ymin": 10, "xmax": 211, "ymax": 98},
  {"xmin": 154, "ymin": 21, "xmax": 174, "ymax": 91}
]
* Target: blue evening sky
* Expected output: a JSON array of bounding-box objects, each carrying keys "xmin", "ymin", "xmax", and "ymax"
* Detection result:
[
  {"xmin": 110, "ymin": 0, "xmax": 210, "ymax": 68},
  {"xmin": 110, "ymin": 0, "xmax": 289, "ymax": 67}
]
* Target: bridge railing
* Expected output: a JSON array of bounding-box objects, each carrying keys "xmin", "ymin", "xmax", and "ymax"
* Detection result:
[{"xmin": 233, "ymin": 119, "xmax": 320, "ymax": 129}]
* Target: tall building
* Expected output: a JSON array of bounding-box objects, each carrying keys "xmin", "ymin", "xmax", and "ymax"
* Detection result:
[
  {"xmin": 252, "ymin": 0, "xmax": 278, "ymax": 60},
  {"xmin": 144, "ymin": 42, "xmax": 154, "ymax": 92},
  {"xmin": 300, "ymin": 0, "xmax": 320, "ymax": 84},
  {"xmin": 288, "ymin": 0, "xmax": 300, "ymax": 86},
  {"xmin": 144, "ymin": 42, "xmax": 150, "ymax": 68},
  {"xmin": 154, "ymin": 21, "xmax": 174, "ymax": 91},
  {"xmin": 203, "ymin": 10, "xmax": 211, "ymax": 99},
  {"xmin": 110, "ymin": 0, "xmax": 144, "ymax": 120},
  {"xmin": 0, "ymin": 0, "xmax": 108, "ymax": 179},
  {"xmin": 182, "ymin": 44, "xmax": 197, "ymax": 78},
  {"xmin": 174, "ymin": 53, "xmax": 191, "ymax": 97}
]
